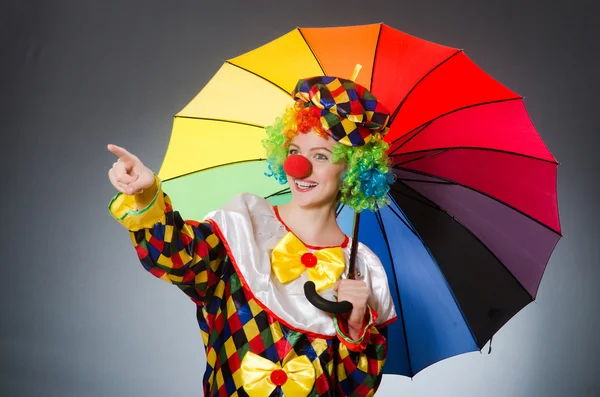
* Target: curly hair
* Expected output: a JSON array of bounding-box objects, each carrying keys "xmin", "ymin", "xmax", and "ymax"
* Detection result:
[{"xmin": 262, "ymin": 101, "xmax": 395, "ymax": 212}]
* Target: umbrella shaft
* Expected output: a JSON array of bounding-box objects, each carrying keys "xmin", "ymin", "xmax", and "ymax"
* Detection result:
[{"xmin": 348, "ymin": 212, "xmax": 360, "ymax": 279}]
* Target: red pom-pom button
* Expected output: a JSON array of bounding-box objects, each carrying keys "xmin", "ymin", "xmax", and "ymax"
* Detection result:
[
  {"xmin": 301, "ymin": 252, "xmax": 318, "ymax": 268},
  {"xmin": 283, "ymin": 154, "xmax": 312, "ymax": 179},
  {"xmin": 270, "ymin": 369, "xmax": 288, "ymax": 386}
]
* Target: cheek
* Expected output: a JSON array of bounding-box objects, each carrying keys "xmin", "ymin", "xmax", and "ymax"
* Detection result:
[
  {"xmin": 313, "ymin": 161, "xmax": 346, "ymax": 186},
  {"xmin": 328, "ymin": 168, "xmax": 346, "ymax": 190},
  {"xmin": 335, "ymin": 164, "xmax": 347, "ymax": 182},
  {"xmin": 323, "ymin": 165, "xmax": 344, "ymax": 182}
]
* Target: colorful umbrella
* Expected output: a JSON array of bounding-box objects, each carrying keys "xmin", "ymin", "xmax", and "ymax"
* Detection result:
[{"xmin": 157, "ymin": 23, "xmax": 562, "ymax": 377}]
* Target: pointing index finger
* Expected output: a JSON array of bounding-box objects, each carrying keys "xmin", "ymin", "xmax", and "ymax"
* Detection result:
[{"xmin": 107, "ymin": 144, "xmax": 136, "ymax": 165}]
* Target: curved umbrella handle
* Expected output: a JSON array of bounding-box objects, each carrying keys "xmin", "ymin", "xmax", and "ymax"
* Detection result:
[{"xmin": 304, "ymin": 281, "xmax": 353, "ymax": 314}]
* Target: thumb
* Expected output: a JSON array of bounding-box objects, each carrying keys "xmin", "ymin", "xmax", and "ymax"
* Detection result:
[
  {"xmin": 126, "ymin": 169, "xmax": 146, "ymax": 193},
  {"xmin": 127, "ymin": 164, "xmax": 155, "ymax": 194},
  {"xmin": 333, "ymin": 280, "xmax": 340, "ymax": 292}
]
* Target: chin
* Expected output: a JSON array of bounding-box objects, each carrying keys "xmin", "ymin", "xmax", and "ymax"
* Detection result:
[{"xmin": 290, "ymin": 189, "xmax": 336, "ymax": 209}]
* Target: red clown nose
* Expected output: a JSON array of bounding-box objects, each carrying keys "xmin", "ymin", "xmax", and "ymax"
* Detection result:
[{"xmin": 283, "ymin": 154, "xmax": 312, "ymax": 179}]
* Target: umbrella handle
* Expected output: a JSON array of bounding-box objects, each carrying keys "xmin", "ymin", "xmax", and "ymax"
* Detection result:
[{"xmin": 304, "ymin": 281, "xmax": 353, "ymax": 314}]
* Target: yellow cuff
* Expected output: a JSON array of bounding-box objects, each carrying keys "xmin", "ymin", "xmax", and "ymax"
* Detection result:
[{"xmin": 107, "ymin": 175, "xmax": 165, "ymax": 231}]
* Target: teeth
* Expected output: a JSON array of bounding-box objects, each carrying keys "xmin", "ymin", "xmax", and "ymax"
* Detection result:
[{"xmin": 295, "ymin": 180, "xmax": 318, "ymax": 188}]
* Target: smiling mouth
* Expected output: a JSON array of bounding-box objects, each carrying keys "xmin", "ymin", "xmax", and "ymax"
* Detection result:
[{"xmin": 294, "ymin": 179, "xmax": 319, "ymax": 190}]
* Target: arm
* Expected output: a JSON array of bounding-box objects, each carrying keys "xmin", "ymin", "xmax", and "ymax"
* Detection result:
[
  {"xmin": 333, "ymin": 309, "xmax": 388, "ymax": 397},
  {"xmin": 108, "ymin": 174, "xmax": 226, "ymax": 305}
]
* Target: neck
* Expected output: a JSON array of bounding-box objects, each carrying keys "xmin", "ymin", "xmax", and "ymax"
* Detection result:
[{"xmin": 278, "ymin": 201, "xmax": 345, "ymax": 247}]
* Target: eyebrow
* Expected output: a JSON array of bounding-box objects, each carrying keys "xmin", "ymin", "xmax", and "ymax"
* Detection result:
[{"xmin": 289, "ymin": 144, "xmax": 332, "ymax": 153}]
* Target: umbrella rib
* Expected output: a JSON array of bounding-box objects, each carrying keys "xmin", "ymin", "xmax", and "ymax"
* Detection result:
[
  {"xmin": 297, "ymin": 27, "xmax": 326, "ymax": 75},
  {"xmin": 368, "ymin": 23, "xmax": 384, "ymax": 91},
  {"xmin": 394, "ymin": 177, "xmax": 451, "ymax": 185},
  {"xmin": 161, "ymin": 159, "xmax": 267, "ymax": 182},
  {"xmin": 374, "ymin": 210, "xmax": 414, "ymax": 377},
  {"xmin": 389, "ymin": 49, "xmax": 463, "ymax": 124},
  {"xmin": 384, "ymin": 191, "xmax": 425, "ymax": 237},
  {"xmin": 390, "ymin": 145, "xmax": 559, "ymax": 166},
  {"xmin": 264, "ymin": 188, "xmax": 291, "ymax": 199},
  {"xmin": 389, "ymin": 184, "xmax": 445, "ymax": 215},
  {"xmin": 393, "ymin": 165, "xmax": 562, "ymax": 237},
  {"xmin": 387, "ymin": 205, "xmax": 419, "ymax": 237},
  {"xmin": 391, "ymin": 148, "xmax": 450, "ymax": 165},
  {"xmin": 174, "ymin": 115, "xmax": 265, "ymax": 130},
  {"xmin": 335, "ymin": 202, "xmax": 345, "ymax": 217},
  {"xmin": 225, "ymin": 61, "xmax": 292, "ymax": 96},
  {"xmin": 388, "ymin": 97, "xmax": 524, "ymax": 155},
  {"xmin": 388, "ymin": 122, "xmax": 432, "ymax": 156}
]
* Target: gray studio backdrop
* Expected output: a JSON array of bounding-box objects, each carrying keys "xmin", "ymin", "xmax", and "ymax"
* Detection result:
[{"xmin": 2, "ymin": 0, "xmax": 599, "ymax": 396}]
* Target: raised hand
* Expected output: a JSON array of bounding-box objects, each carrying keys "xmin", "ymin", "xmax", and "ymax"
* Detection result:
[{"xmin": 107, "ymin": 144, "xmax": 155, "ymax": 196}]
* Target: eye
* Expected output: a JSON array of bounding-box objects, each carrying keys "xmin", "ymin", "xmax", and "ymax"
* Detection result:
[
  {"xmin": 289, "ymin": 149, "xmax": 299, "ymax": 155},
  {"xmin": 315, "ymin": 153, "xmax": 328, "ymax": 160}
]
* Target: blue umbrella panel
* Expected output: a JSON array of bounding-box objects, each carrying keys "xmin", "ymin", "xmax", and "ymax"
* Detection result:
[{"xmin": 337, "ymin": 198, "xmax": 480, "ymax": 377}]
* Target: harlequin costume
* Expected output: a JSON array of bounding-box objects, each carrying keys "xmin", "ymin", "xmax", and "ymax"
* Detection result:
[{"xmin": 108, "ymin": 76, "xmax": 398, "ymax": 397}]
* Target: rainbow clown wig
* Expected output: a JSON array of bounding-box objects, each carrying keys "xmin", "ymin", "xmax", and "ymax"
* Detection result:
[{"xmin": 262, "ymin": 76, "xmax": 396, "ymax": 213}]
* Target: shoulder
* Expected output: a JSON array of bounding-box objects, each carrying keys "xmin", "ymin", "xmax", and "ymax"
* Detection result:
[
  {"xmin": 354, "ymin": 240, "xmax": 386, "ymax": 273},
  {"xmin": 205, "ymin": 193, "xmax": 271, "ymax": 218},
  {"xmin": 204, "ymin": 193, "xmax": 280, "ymax": 235}
]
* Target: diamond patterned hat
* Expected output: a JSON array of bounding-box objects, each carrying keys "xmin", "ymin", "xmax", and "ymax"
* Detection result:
[{"xmin": 292, "ymin": 75, "xmax": 390, "ymax": 146}]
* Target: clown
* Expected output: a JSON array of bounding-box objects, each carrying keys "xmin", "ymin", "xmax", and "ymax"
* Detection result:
[{"xmin": 107, "ymin": 75, "xmax": 398, "ymax": 396}]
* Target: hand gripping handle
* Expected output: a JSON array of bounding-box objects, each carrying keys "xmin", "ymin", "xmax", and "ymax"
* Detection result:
[{"xmin": 303, "ymin": 281, "xmax": 353, "ymax": 314}]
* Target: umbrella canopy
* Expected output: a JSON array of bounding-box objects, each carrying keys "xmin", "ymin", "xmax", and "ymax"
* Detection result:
[{"xmin": 157, "ymin": 23, "xmax": 562, "ymax": 377}]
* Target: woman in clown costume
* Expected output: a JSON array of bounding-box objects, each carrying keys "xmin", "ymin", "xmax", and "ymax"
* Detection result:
[{"xmin": 107, "ymin": 75, "xmax": 398, "ymax": 397}]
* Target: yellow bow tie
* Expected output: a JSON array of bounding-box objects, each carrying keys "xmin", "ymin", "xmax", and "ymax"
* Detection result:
[
  {"xmin": 271, "ymin": 232, "xmax": 346, "ymax": 291},
  {"xmin": 241, "ymin": 352, "xmax": 315, "ymax": 397}
]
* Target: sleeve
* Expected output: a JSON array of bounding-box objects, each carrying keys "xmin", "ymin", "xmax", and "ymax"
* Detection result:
[
  {"xmin": 332, "ymin": 306, "xmax": 388, "ymax": 397},
  {"xmin": 108, "ymin": 174, "xmax": 226, "ymax": 306}
]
